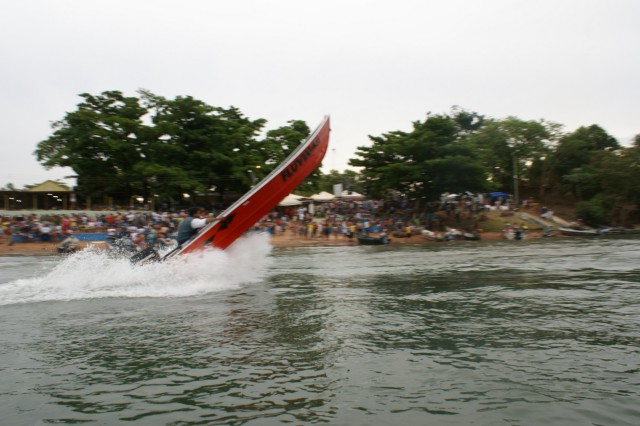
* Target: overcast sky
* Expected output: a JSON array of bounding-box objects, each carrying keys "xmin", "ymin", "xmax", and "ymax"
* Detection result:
[{"xmin": 2, "ymin": 0, "xmax": 639, "ymax": 188}]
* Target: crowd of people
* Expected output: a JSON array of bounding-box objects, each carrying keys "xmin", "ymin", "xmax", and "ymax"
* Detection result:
[
  {"xmin": 1, "ymin": 193, "xmax": 532, "ymax": 248},
  {"xmin": 252, "ymin": 195, "xmax": 507, "ymax": 241},
  {"xmin": 0, "ymin": 211, "xmax": 180, "ymax": 249}
]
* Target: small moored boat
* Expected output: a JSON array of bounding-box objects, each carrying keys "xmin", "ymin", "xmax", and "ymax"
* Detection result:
[
  {"xmin": 357, "ymin": 234, "xmax": 390, "ymax": 245},
  {"xmin": 558, "ymin": 227, "xmax": 599, "ymax": 236}
]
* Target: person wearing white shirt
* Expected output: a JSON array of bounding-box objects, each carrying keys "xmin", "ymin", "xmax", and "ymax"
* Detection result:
[{"xmin": 176, "ymin": 207, "xmax": 216, "ymax": 245}]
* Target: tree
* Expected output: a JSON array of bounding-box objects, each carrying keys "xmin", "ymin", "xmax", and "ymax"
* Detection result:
[
  {"xmin": 350, "ymin": 113, "xmax": 489, "ymax": 201},
  {"xmin": 260, "ymin": 120, "xmax": 310, "ymax": 170},
  {"xmin": 35, "ymin": 90, "xmax": 276, "ymax": 207},
  {"xmin": 450, "ymin": 106, "xmax": 486, "ymax": 135},
  {"xmin": 256, "ymin": 119, "xmax": 324, "ymax": 194},
  {"xmin": 141, "ymin": 91, "xmax": 267, "ymax": 202},
  {"xmin": 318, "ymin": 169, "xmax": 363, "ymax": 195},
  {"xmin": 35, "ymin": 91, "xmax": 150, "ymax": 203},
  {"xmin": 467, "ymin": 117, "xmax": 551, "ymax": 203},
  {"xmin": 34, "ymin": 89, "xmax": 329, "ymax": 209},
  {"xmin": 547, "ymin": 125, "xmax": 620, "ymax": 198},
  {"xmin": 573, "ymin": 144, "xmax": 640, "ymax": 225}
]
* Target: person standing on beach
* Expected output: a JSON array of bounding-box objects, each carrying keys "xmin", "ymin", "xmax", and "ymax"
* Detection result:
[
  {"xmin": 39, "ymin": 222, "xmax": 52, "ymax": 242},
  {"xmin": 61, "ymin": 215, "xmax": 71, "ymax": 235},
  {"xmin": 1, "ymin": 222, "xmax": 12, "ymax": 245}
]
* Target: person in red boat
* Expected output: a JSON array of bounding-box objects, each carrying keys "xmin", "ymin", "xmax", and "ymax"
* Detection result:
[{"xmin": 176, "ymin": 207, "xmax": 216, "ymax": 245}]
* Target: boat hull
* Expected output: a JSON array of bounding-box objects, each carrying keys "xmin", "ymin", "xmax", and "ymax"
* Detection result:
[
  {"xmin": 558, "ymin": 227, "xmax": 599, "ymax": 236},
  {"xmin": 165, "ymin": 116, "xmax": 330, "ymax": 259},
  {"xmin": 357, "ymin": 234, "xmax": 390, "ymax": 245}
]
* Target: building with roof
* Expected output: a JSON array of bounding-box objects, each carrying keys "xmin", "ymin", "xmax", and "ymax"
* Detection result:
[{"xmin": 1, "ymin": 180, "xmax": 75, "ymax": 210}]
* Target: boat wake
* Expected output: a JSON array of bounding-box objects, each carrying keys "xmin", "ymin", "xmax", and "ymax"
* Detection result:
[{"xmin": 0, "ymin": 233, "xmax": 273, "ymax": 306}]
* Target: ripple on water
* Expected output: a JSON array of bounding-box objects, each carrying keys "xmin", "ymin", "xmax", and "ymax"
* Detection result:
[{"xmin": 1, "ymin": 237, "xmax": 640, "ymax": 424}]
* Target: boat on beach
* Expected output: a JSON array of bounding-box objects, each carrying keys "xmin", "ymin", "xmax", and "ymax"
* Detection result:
[
  {"xmin": 422, "ymin": 230, "xmax": 444, "ymax": 242},
  {"xmin": 356, "ymin": 233, "xmax": 390, "ymax": 245},
  {"xmin": 598, "ymin": 227, "xmax": 632, "ymax": 235},
  {"xmin": 559, "ymin": 226, "xmax": 639, "ymax": 237},
  {"xmin": 558, "ymin": 227, "xmax": 599, "ymax": 236}
]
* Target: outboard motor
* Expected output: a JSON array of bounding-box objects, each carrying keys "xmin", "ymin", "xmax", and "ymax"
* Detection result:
[
  {"xmin": 129, "ymin": 247, "xmax": 161, "ymax": 264},
  {"xmin": 106, "ymin": 233, "xmax": 137, "ymax": 253}
]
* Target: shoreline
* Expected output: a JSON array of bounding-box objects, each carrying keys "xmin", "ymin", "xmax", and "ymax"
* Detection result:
[{"xmin": 0, "ymin": 230, "xmax": 548, "ymax": 257}]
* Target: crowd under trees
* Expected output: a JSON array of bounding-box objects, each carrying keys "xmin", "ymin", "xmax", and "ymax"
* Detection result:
[{"xmin": 31, "ymin": 90, "xmax": 640, "ymax": 227}]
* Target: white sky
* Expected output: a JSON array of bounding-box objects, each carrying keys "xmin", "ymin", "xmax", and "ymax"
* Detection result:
[{"xmin": 1, "ymin": 0, "xmax": 639, "ymax": 188}]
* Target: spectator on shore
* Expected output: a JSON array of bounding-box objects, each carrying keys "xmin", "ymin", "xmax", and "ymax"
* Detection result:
[{"xmin": 40, "ymin": 222, "xmax": 52, "ymax": 242}]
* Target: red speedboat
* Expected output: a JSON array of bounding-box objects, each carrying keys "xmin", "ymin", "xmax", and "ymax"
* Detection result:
[{"xmin": 162, "ymin": 115, "xmax": 330, "ymax": 260}]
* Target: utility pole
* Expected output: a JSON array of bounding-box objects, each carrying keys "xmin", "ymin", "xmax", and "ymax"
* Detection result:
[
  {"xmin": 513, "ymin": 154, "xmax": 519, "ymax": 208},
  {"xmin": 332, "ymin": 148, "xmax": 336, "ymax": 171}
]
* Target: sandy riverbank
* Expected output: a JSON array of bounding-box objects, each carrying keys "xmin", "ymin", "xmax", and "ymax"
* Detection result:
[{"xmin": 0, "ymin": 230, "xmax": 548, "ymax": 256}]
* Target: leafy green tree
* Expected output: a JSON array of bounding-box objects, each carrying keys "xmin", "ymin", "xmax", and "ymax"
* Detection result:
[
  {"xmin": 260, "ymin": 120, "xmax": 310, "ymax": 170},
  {"xmin": 547, "ymin": 125, "xmax": 620, "ymax": 198},
  {"xmin": 35, "ymin": 89, "xmax": 327, "ymax": 208},
  {"xmin": 250, "ymin": 119, "xmax": 332, "ymax": 195},
  {"xmin": 35, "ymin": 91, "xmax": 150, "ymax": 203},
  {"xmin": 317, "ymin": 169, "xmax": 363, "ymax": 195},
  {"xmin": 556, "ymin": 125, "xmax": 619, "ymax": 175},
  {"xmin": 467, "ymin": 117, "xmax": 551, "ymax": 202},
  {"xmin": 36, "ymin": 90, "xmax": 276, "ymax": 207},
  {"xmin": 350, "ymin": 114, "xmax": 488, "ymax": 201},
  {"xmin": 450, "ymin": 106, "xmax": 486, "ymax": 135},
  {"xmin": 141, "ymin": 91, "xmax": 267, "ymax": 202},
  {"xmin": 575, "ymin": 194, "xmax": 613, "ymax": 227},
  {"xmin": 579, "ymin": 144, "xmax": 640, "ymax": 225}
]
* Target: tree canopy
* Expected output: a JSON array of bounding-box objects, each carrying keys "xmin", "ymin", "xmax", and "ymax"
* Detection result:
[
  {"xmin": 32, "ymin": 92, "xmax": 640, "ymax": 226},
  {"xmin": 350, "ymin": 111, "xmax": 497, "ymax": 200},
  {"xmin": 347, "ymin": 107, "xmax": 639, "ymax": 226},
  {"xmin": 35, "ymin": 90, "xmax": 313, "ymax": 207}
]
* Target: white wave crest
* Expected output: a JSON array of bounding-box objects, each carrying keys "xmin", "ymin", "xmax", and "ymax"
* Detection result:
[{"xmin": 0, "ymin": 233, "xmax": 273, "ymax": 305}]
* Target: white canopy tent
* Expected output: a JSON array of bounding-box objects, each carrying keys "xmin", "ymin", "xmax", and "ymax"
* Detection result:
[
  {"xmin": 310, "ymin": 191, "xmax": 335, "ymax": 202},
  {"xmin": 277, "ymin": 193, "xmax": 306, "ymax": 206},
  {"xmin": 340, "ymin": 190, "xmax": 364, "ymax": 199}
]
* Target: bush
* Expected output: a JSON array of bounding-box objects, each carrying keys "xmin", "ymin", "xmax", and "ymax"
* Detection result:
[{"xmin": 576, "ymin": 195, "xmax": 615, "ymax": 227}]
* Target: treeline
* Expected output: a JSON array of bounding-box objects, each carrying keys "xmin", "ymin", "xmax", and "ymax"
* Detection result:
[
  {"xmin": 349, "ymin": 107, "xmax": 640, "ymax": 226},
  {"xmin": 34, "ymin": 91, "xmax": 639, "ymax": 226},
  {"xmin": 35, "ymin": 90, "xmax": 324, "ymax": 207}
]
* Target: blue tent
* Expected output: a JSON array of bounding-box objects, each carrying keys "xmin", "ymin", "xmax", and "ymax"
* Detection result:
[{"xmin": 489, "ymin": 192, "xmax": 511, "ymax": 198}]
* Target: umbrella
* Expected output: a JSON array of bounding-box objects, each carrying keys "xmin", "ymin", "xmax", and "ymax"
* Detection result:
[
  {"xmin": 340, "ymin": 190, "xmax": 364, "ymax": 199},
  {"xmin": 310, "ymin": 191, "xmax": 335, "ymax": 201},
  {"xmin": 278, "ymin": 193, "xmax": 305, "ymax": 206},
  {"xmin": 489, "ymin": 192, "xmax": 511, "ymax": 198}
]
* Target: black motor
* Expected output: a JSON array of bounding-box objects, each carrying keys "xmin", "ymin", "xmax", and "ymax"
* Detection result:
[{"xmin": 129, "ymin": 246, "xmax": 161, "ymax": 264}]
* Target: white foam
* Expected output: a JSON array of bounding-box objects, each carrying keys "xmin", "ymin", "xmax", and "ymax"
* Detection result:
[{"xmin": 0, "ymin": 233, "xmax": 273, "ymax": 305}]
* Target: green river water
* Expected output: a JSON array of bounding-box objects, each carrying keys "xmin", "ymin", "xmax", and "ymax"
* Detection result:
[{"xmin": 1, "ymin": 235, "xmax": 639, "ymax": 425}]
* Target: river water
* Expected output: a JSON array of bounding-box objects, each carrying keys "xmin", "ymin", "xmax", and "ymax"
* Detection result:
[{"xmin": 1, "ymin": 234, "xmax": 639, "ymax": 425}]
